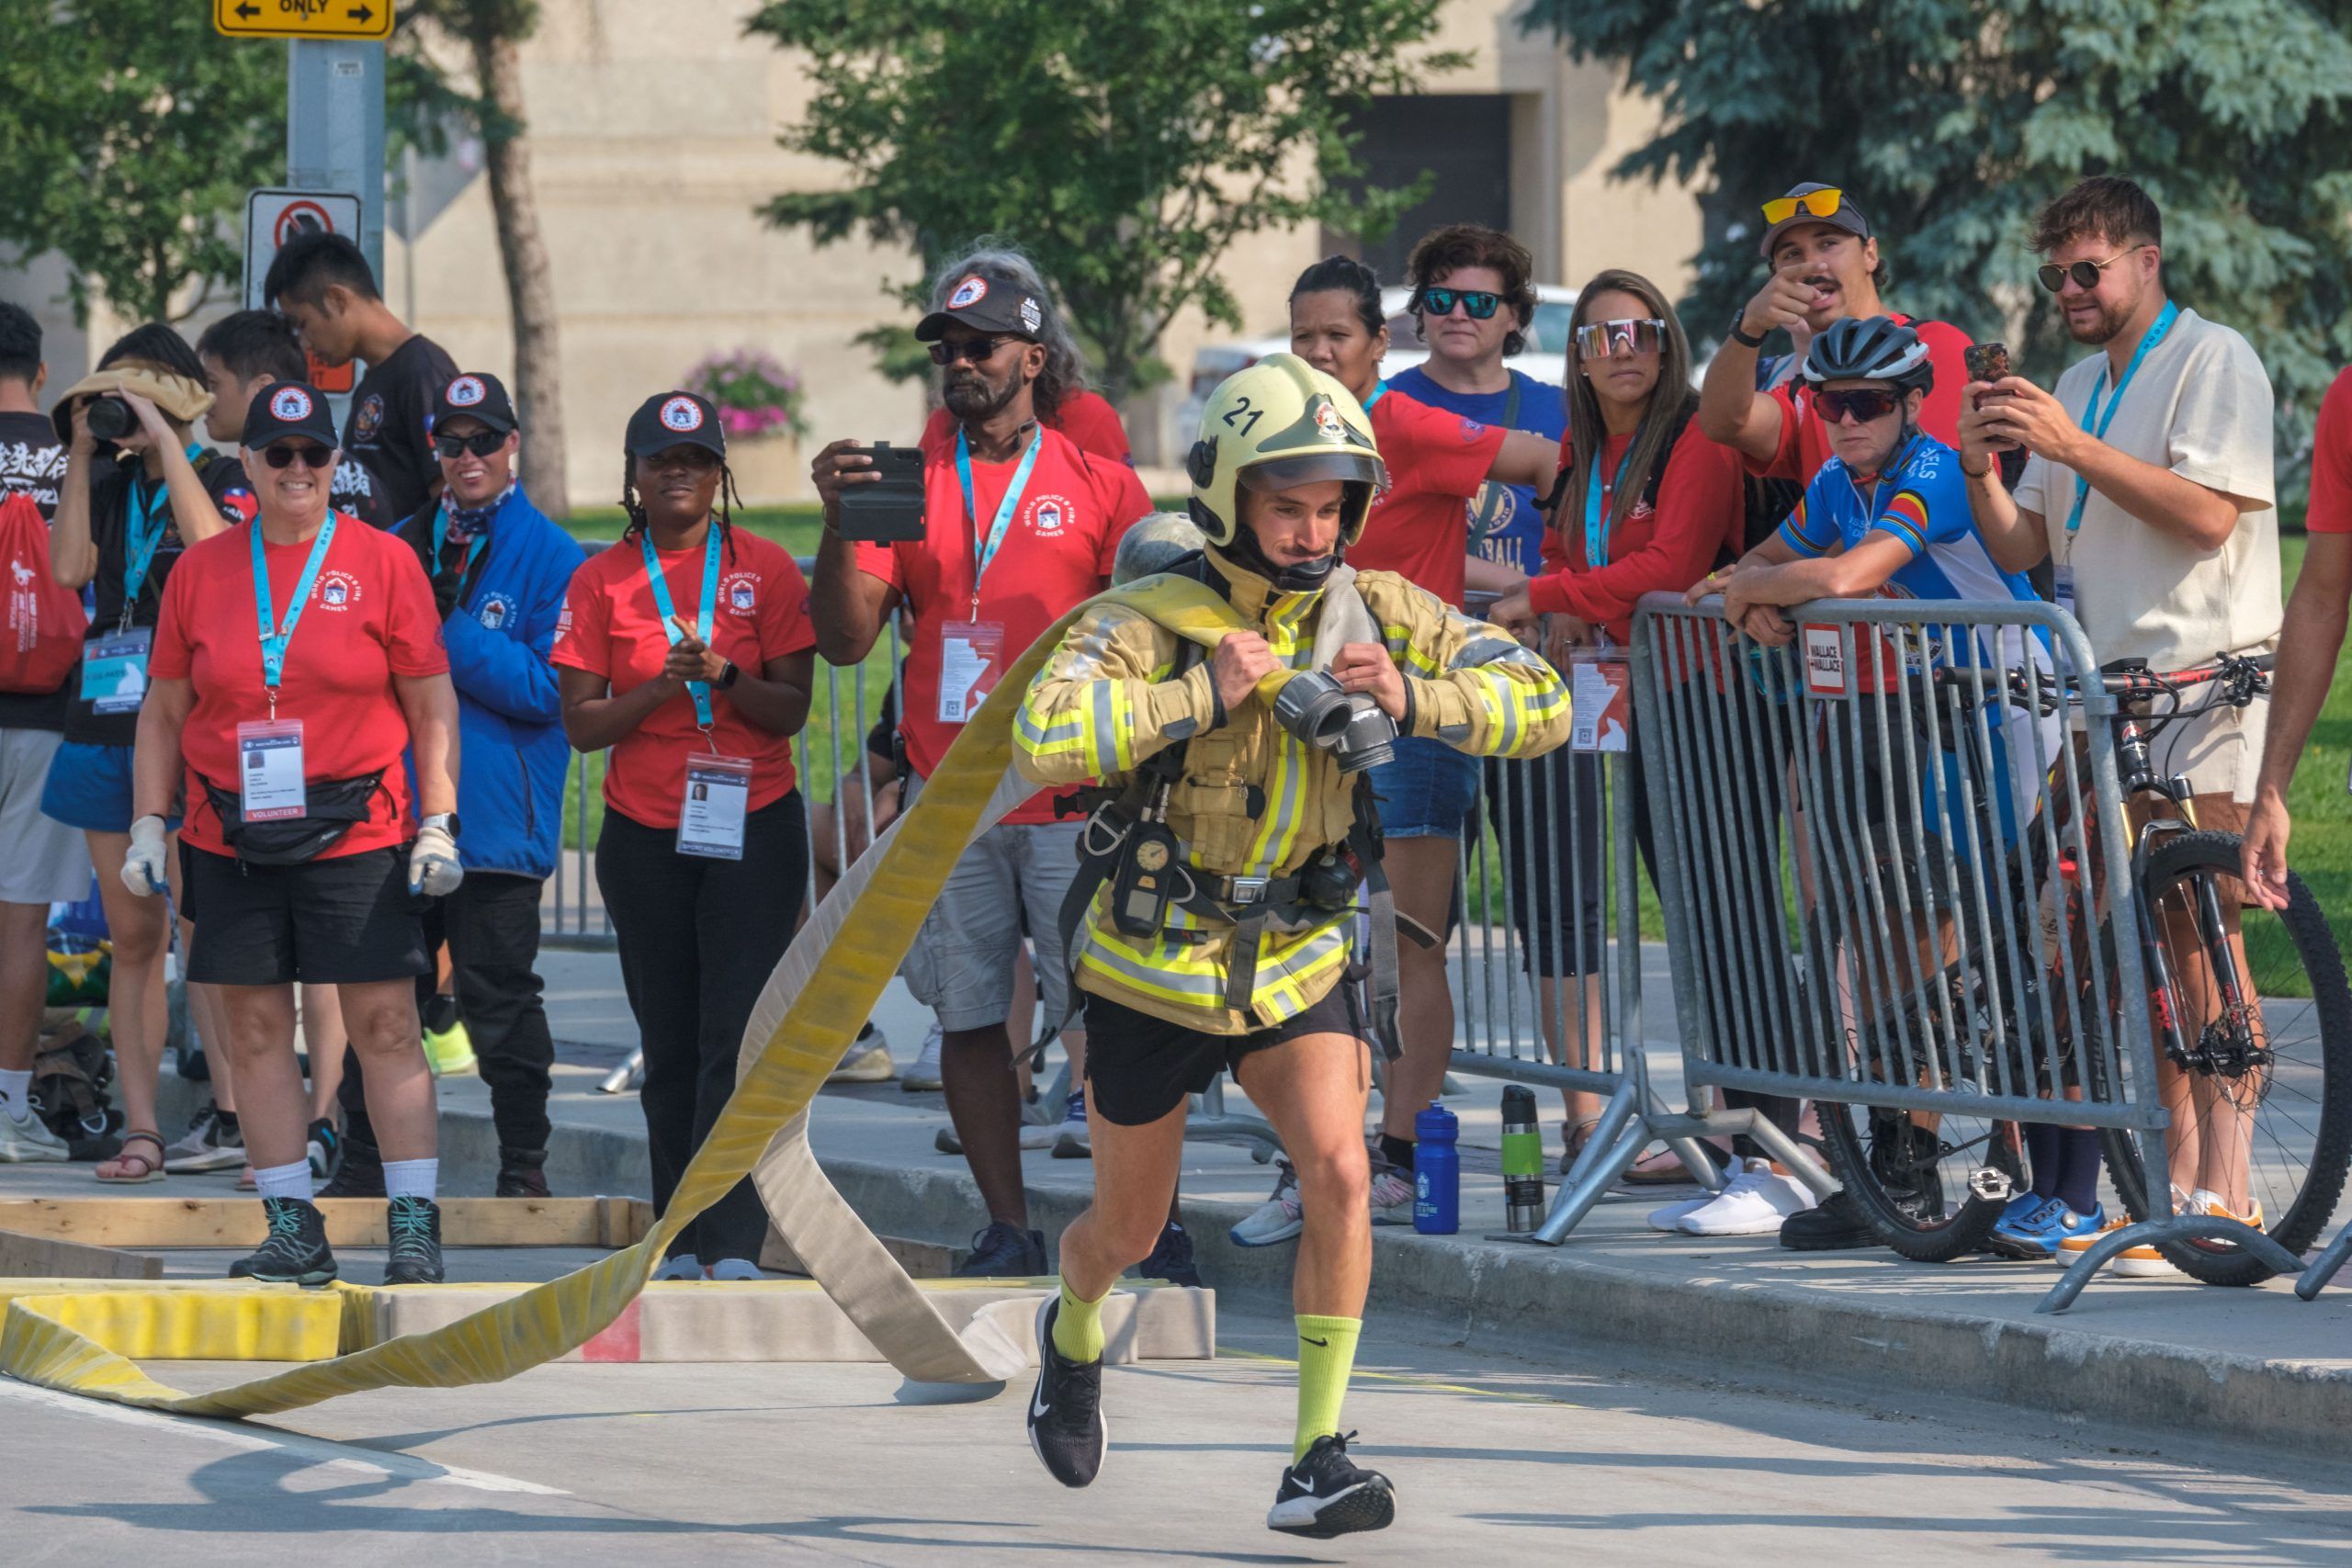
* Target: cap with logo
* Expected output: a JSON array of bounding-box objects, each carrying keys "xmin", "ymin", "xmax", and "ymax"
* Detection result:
[
  {"xmin": 1758, "ymin": 181, "xmax": 1872, "ymax": 258},
  {"xmin": 243, "ymin": 381, "xmax": 340, "ymax": 451},
  {"xmin": 435, "ymin": 372, "xmax": 517, "ymax": 434},
  {"xmin": 625, "ymin": 391, "xmax": 726, "ymax": 460},
  {"xmin": 914, "ymin": 273, "xmax": 1049, "ymax": 343}
]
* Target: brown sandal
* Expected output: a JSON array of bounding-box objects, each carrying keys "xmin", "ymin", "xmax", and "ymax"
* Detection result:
[{"xmin": 97, "ymin": 1128, "xmax": 166, "ymax": 1185}]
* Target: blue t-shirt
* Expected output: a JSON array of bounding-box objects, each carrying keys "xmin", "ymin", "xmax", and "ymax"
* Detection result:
[{"xmin": 1385, "ymin": 366, "xmax": 1566, "ymax": 578}]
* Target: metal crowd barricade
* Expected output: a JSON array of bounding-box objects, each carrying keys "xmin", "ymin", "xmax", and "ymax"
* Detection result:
[{"xmin": 1629, "ymin": 591, "xmax": 2300, "ymax": 1310}]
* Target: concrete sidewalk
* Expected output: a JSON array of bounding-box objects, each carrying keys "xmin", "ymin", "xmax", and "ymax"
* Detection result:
[{"xmin": 107, "ymin": 943, "xmax": 2352, "ymax": 1460}]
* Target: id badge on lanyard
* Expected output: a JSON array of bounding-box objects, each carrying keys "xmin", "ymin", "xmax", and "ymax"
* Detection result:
[
  {"xmin": 938, "ymin": 620, "xmax": 1004, "ymax": 724},
  {"xmin": 1567, "ymin": 644, "xmax": 1632, "ymax": 753},
  {"xmin": 82, "ymin": 626, "xmax": 153, "ymax": 715},
  {"xmin": 238, "ymin": 719, "xmax": 307, "ymax": 820},
  {"xmin": 676, "ymin": 753, "xmax": 752, "ymax": 860}
]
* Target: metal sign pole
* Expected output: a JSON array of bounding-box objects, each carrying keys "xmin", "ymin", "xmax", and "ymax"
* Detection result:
[{"xmin": 285, "ymin": 39, "xmax": 385, "ymax": 284}]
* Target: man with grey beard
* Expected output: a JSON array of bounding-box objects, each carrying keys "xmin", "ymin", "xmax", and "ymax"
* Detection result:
[{"xmin": 808, "ymin": 254, "xmax": 1150, "ymax": 1277}]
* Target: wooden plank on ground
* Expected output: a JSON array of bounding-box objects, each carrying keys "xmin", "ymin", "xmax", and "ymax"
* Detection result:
[
  {"xmin": 0, "ymin": 1229, "xmax": 164, "ymax": 1280},
  {"xmin": 0, "ymin": 1197, "xmax": 637, "ymax": 1249}
]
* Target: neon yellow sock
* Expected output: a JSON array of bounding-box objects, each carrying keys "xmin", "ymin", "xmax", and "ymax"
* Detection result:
[
  {"xmin": 1294, "ymin": 1314, "xmax": 1363, "ymax": 1461},
  {"xmin": 1052, "ymin": 1279, "xmax": 1107, "ymax": 1363}
]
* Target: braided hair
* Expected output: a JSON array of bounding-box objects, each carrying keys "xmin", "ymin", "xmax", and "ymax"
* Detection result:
[{"xmin": 620, "ymin": 454, "xmax": 743, "ymax": 563}]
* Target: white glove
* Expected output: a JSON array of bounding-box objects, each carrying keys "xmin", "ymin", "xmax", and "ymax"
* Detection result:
[
  {"xmin": 122, "ymin": 815, "xmax": 168, "ymax": 898},
  {"xmin": 409, "ymin": 821, "xmax": 464, "ymax": 897}
]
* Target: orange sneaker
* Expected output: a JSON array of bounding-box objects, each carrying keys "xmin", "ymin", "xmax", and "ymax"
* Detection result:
[{"xmin": 2053, "ymin": 1190, "xmax": 2184, "ymax": 1278}]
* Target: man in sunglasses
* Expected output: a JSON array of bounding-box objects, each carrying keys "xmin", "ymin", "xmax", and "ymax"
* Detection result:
[
  {"xmin": 321, "ymin": 373, "xmax": 583, "ymax": 1202},
  {"xmin": 265, "ymin": 233, "xmax": 457, "ymax": 526},
  {"xmin": 1701, "ymin": 181, "xmax": 1976, "ymax": 485},
  {"xmin": 810, "ymin": 259, "xmax": 1151, "ymax": 1279}
]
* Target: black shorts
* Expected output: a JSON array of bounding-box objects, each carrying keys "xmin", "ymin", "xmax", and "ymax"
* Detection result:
[
  {"xmin": 1081, "ymin": 981, "xmax": 1363, "ymax": 1127},
  {"xmin": 184, "ymin": 845, "xmax": 431, "ymax": 987}
]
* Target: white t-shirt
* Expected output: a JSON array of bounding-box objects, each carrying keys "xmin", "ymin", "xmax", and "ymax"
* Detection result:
[{"xmin": 2014, "ymin": 306, "xmax": 2278, "ymax": 799}]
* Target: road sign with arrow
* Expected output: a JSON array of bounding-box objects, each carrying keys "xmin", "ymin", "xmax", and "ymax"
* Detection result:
[{"xmin": 214, "ymin": 0, "xmax": 393, "ymax": 41}]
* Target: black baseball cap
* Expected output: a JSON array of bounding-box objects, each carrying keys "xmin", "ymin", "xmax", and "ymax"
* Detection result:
[
  {"xmin": 914, "ymin": 271, "xmax": 1048, "ymax": 343},
  {"xmin": 242, "ymin": 380, "xmax": 339, "ymax": 450},
  {"xmin": 625, "ymin": 391, "xmax": 726, "ymax": 461},
  {"xmin": 435, "ymin": 371, "xmax": 517, "ymax": 434},
  {"xmin": 1758, "ymin": 181, "xmax": 1872, "ymax": 259}
]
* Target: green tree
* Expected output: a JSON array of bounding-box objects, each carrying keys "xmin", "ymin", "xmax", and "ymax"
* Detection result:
[
  {"xmin": 747, "ymin": 0, "xmax": 1464, "ymax": 399},
  {"xmin": 1533, "ymin": 0, "xmax": 2352, "ymax": 476},
  {"xmin": 0, "ymin": 3, "xmax": 280, "ymax": 322}
]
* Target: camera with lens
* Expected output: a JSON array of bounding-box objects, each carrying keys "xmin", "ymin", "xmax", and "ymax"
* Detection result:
[
  {"xmin": 84, "ymin": 395, "xmax": 136, "ymax": 444},
  {"xmin": 1271, "ymin": 670, "xmax": 1396, "ymax": 774}
]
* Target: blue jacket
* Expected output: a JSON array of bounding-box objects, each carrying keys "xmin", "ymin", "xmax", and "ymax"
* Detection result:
[{"xmin": 397, "ymin": 487, "xmax": 584, "ymax": 879}]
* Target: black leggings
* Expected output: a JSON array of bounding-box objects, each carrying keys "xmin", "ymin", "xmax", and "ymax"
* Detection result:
[{"xmin": 597, "ymin": 791, "xmax": 808, "ymax": 1264}]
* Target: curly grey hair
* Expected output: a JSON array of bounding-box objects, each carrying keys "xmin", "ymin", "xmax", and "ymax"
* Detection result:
[{"xmin": 928, "ymin": 243, "xmax": 1088, "ymax": 420}]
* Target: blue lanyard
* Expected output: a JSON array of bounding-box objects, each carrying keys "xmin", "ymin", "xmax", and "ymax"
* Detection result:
[
  {"xmin": 251, "ymin": 514, "xmax": 340, "ymax": 702},
  {"xmin": 2066, "ymin": 299, "xmax": 2179, "ymax": 534},
  {"xmin": 430, "ymin": 503, "xmax": 490, "ymax": 582},
  {"xmin": 640, "ymin": 524, "xmax": 723, "ymax": 730},
  {"xmin": 955, "ymin": 425, "xmax": 1045, "ymax": 618},
  {"xmin": 120, "ymin": 444, "xmax": 205, "ymax": 632},
  {"xmin": 1582, "ymin": 441, "xmax": 1637, "ymax": 570}
]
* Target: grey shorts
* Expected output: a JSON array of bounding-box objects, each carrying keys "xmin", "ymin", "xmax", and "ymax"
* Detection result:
[
  {"xmin": 2, "ymin": 728, "xmax": 93, "ymax": 905},
  {"xmin": 899, "ymin": 772, "xmax": 1084, "ymax": 1035}
]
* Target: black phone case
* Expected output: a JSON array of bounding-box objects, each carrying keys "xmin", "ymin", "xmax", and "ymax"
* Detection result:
[{"xmin": 836, "ymin": 442, "xmax": 928, "ymax": 542}]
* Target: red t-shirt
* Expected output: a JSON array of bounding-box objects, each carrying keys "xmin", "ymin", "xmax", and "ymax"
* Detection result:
[
  {"xmin": 1747, "ymin": 315, "xmax": 1974, "ymax": 483},
  {"xmin": 1351, "ymin": 386, "xmax": 1508, "ymax": 605},
  {"xmin": 550, "ymin": 527, "xmax": 817, "ymax": 829},
  {"xmin": 920, "ymin": 389, "xmax": 1133, "ymax": 466},
  {"xmin": 1532, "ymin": 420, "xmax": 1747, "ymax": 643},
  {"xmin": 854, "ymin": 423, "xmax": 1149, "ymax": 822},
  {"xmin": 2308, "ymin": 367, "xmax": 2352, "ymax": 535},
  {"xmin": 150, "ymin": 513, "xmax": 449, "ymax": 861}
]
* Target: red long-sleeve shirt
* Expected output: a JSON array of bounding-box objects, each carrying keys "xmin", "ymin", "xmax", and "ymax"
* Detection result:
[{"xmin": 1528, "ymin": 420, "xmax": 1748, "ymax": 643}]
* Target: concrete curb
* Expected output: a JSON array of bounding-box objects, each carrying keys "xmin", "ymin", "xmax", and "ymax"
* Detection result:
[{"xmin": 429, "ymin": 1094, "xmax": 2352, "ymax": 1461}]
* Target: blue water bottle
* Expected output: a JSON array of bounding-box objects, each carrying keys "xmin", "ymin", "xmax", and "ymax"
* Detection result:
[{"xmin": 1413, "ymin": 1100, "xmax": 1460, "ymax": 1235}]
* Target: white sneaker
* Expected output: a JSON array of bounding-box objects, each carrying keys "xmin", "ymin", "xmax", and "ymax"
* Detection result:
[
  {"xmin": 901, "ymin": 1021, "xmax": 944, "ymax": 1091},
  {"xmin": 826, "ymin": 1023, "xmax": 896, "ymax": 1085},
  {"xmin": 1230, "ymin": 1161, "xmax": 1304, "ymax": 1247},
  {"xmin": 1675, "ymin": 1158, "xmax": 1812, "ymax": 1236},
  {"xmin": 1019, "ymin": 1090, "xmax": 1059, "ymax": 1150},
  {"xmin": 1052, "ymin": 1088, "xmax": 1091, "ymax": 1159},
  {"xmin": 0, "ymin": 1100, "xmax": 67, "ymax": 1162},
  {"xmin": 1368, "ymin": 1160, "xmax": 1416, "ymax": 1225},
  {"xmin": 1647, "ymin": 1193, "xmax": 1718, "ymax": 1232}
]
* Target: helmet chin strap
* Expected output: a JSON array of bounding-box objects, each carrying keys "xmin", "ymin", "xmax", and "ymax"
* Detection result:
[{"xmin": 1223, "ymin": 518, "xmax": 1340, "ymax": 592}]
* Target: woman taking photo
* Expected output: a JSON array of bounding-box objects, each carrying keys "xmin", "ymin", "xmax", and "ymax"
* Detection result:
[
  {"xmin": 129, "ymin": 381, "xmax": 461, "ymax": 1285},
  {"xmin": 1489, "ymin": 268, "xmax": 1802, "ymax": 1235},
  {"xmin": 1256, "ymin": 255, "xmax": 1555, "ymax": 1224},
  {"xmin": 43, "ymin": 323, "xmax": 250, "ymax": 1185},
  {"xmin": 553, "ymin": 392, "xmax": 817, "ymax": 1281}
]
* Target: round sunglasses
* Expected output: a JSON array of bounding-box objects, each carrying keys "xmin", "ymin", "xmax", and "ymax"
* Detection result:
[{"xmin": 2038, "ymin": 246, "xmax": 2149, "ymax": 293}]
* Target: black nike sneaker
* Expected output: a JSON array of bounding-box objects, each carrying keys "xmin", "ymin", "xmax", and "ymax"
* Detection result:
[
  {"xmin": 227, "ymin": 1196, "xmax": 338, "ymax": 1286},
  {"xmin": 1267, "ymin": 1431, "xmax": 1395, "ymax": 1539},
  {"xmin": 320, "ymin": 1134, "xmax": 386, "ymax": 1199},
  {"xmin": 1026, "ymin": 1294, "xmax": 1106, "ymax": 1487},
  {"xmin": 381, "ymin": 1194, "xmax": 446, "ymax": 1285},
  {"xmin": 956, "ymin": 1220, "xmax": 1047, "ymax": 1277},
  {"xmin": 1133, "ymin": 1220, "xmax": 1202, "ymax": 1288}
]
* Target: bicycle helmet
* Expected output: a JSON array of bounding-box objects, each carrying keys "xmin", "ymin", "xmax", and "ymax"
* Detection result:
[{"xmin": 1802, "ymin": 315, "xmax": 1934, "ymax": 395}]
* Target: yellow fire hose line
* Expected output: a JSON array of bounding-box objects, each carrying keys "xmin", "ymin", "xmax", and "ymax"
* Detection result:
[{"xmin": 0, "ymin": 575, "xmax": 1281, "ymax": 1418}]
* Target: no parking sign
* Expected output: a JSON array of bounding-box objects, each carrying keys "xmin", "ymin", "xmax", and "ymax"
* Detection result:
[{"xmin": 243, "ymin": 187, "xmax": 363, "ymax": 390}]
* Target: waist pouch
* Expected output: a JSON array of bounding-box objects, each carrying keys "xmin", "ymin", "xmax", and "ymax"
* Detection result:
[{"xmin": 198, "ymin": 772, "xmax": 386, "ymax": 866}]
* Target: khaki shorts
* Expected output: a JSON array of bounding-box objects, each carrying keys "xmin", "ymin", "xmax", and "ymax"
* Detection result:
[{"xmin": 899, "ymin": 772, "xmax": 1085, "ymax": 1035}]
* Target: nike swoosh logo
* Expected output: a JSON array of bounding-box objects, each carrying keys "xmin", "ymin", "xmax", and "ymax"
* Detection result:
[
  {"xmin": 1031, "ymin": 1390, "xmax": 1052, "ymax": 1419},
  {"xmin": 1301, "ymin": 1337, "xmax": 1329, "ymax": 1348},
  {"xmin": 1291, "ymin": 1476, "xmax": 1317, "ymax": 1495}
]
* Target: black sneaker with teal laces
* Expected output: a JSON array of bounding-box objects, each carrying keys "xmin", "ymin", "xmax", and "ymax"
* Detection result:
[
  {"xmin": 382, "ymin": 1194, "xmax": 446, "ymax": 1285},
  {"xmin": 227, "ymin": 1196, "xmax": 338, "ymax": 1286},
  {"xmin": 1268, "ymin": 1431, "xmax": 1396, "ymax": 1539},
  {"xmin": 1026, "ymin": 1294, "xmax": 1106, "ymax": 1487}
]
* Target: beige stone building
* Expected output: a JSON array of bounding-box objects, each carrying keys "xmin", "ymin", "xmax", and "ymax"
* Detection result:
[{"xmin": 13, "ymin": 0, "xmax": 1702, "ymax": 503}]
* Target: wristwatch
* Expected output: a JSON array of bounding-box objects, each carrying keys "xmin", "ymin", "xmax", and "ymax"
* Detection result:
[
  {"xmin": 1727, "ymin": 309, "xmax": 1767, "ymax": 350},
  {"xmin": 717, "ymin": 660, "xmax": 741, "ymax": 690},
  {"xmin": 423, "ymin": 812, "xmax": 461, "ymax": 838}
]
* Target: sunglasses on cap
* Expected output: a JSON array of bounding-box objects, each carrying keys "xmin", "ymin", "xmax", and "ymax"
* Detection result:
[
  {"xmin": 1815, "ymin": 387, "xmax": 1905, "ymax": 424},
  {"xmin": 928, "ymin": 335, "xmax": 1016, "ymax": 367},
  {"xmin": 1575, "ymin": 318, "xmax": 1666, "ymax": 358},
  {"xmin": 1418, "ymin": 288, "xmax": 1501, "ymax": 321},
  {"xmin": 2037, "ymin": 246, "xmax": 2149, "ymax": 293},
  {"xmin": 434, "ymin": 429, "xmax": 508, "ymax": 460},
  {"xmin": 262, "ymin": 442, "xmax": 335, "ymax": 470},
  {"xmin": 1761, "ymin": 187, "xmax": 1845, "ymax": 226}
]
